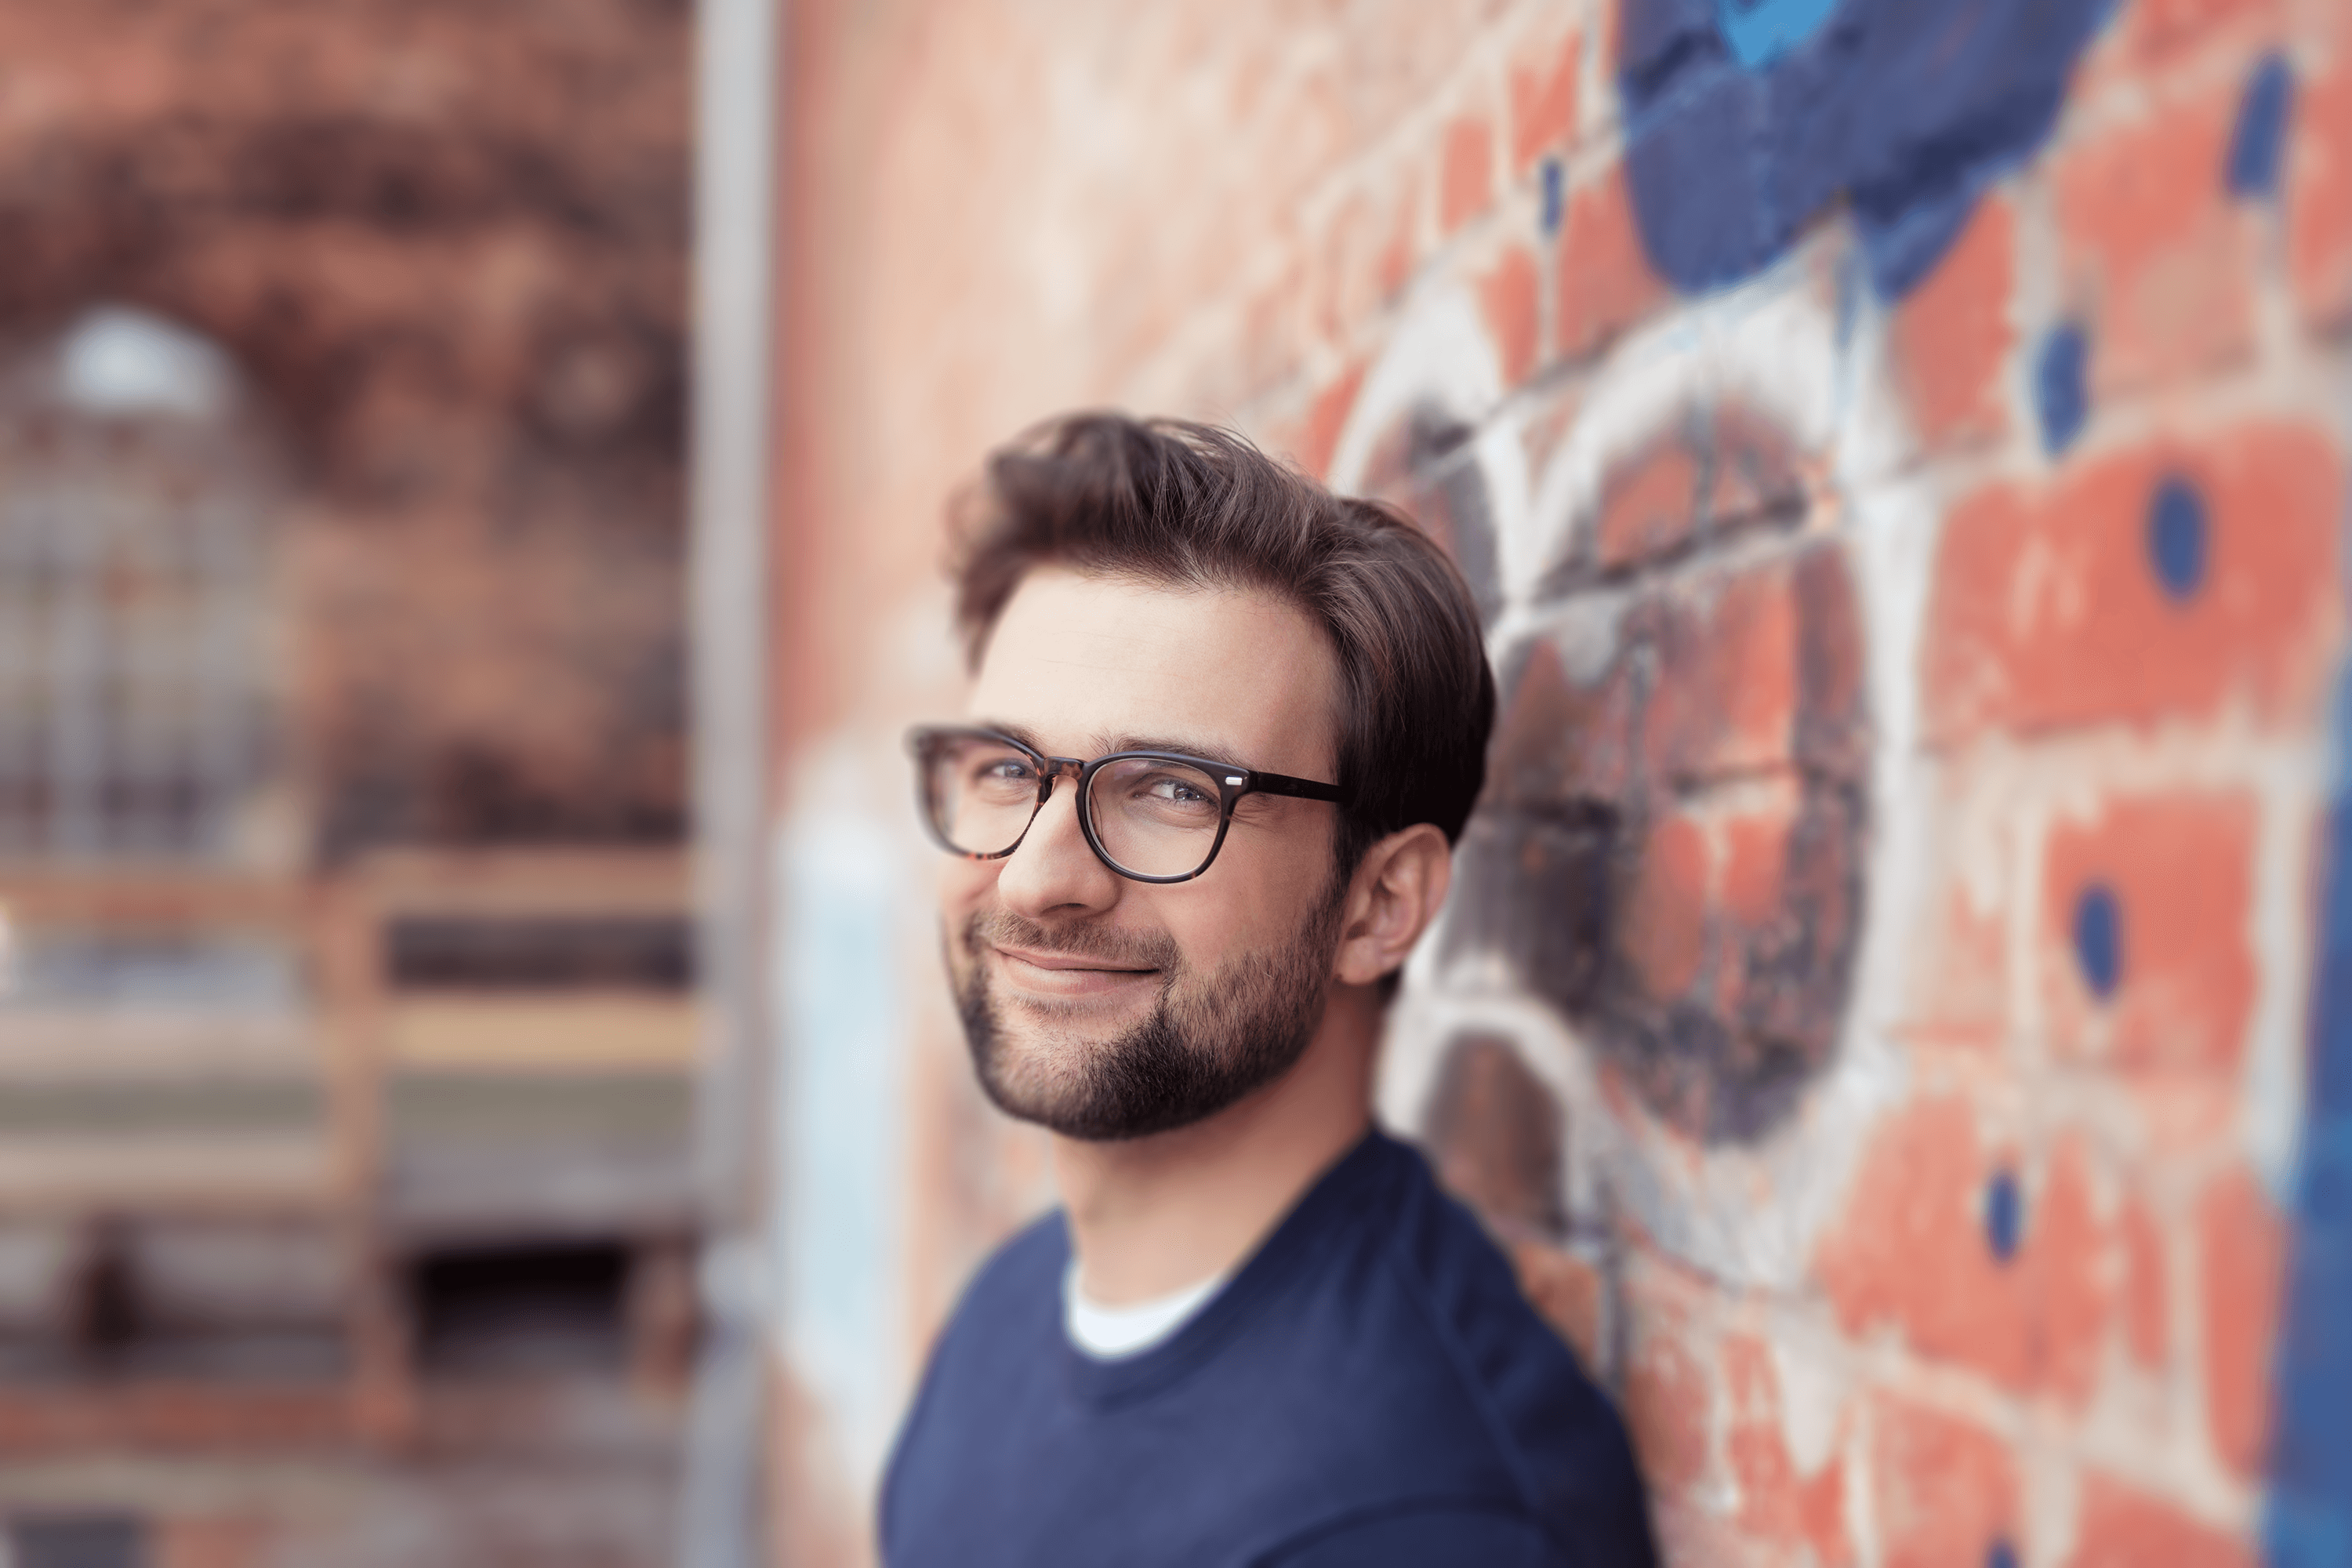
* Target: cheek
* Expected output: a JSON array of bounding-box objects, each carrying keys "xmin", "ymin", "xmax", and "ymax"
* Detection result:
[
  {"xmin": 1158, "ymin": 856, "xmax": 1325, "ymax": 975},
  {"xmin": 938, "ymin": 858, "xmax": 996, "ymax": 919}
]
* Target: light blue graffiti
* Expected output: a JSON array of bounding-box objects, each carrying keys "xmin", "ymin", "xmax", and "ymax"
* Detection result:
[{"xmin": 1712, "ymin": 0, "xmax": 1840, "ymax": 71}]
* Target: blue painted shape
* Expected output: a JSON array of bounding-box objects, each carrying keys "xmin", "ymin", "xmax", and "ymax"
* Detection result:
[
  {"xmin": 2229, "ymin": 52, "xmax": 2295, "ymax": 199},
  {"xmin": 2074, "ymin": 884, "xmax": 2122, "ymax": 1000},
  {"xmin": 2036, "ymin": 323, "xmax": 2089, "ymax": 456},
  {"xmin": 2147, "ymin": 477, "xmax": 2209, "ymax": 601},
  {"xmin": 2154, "ymin": 479, "xmax": 2201, "ymax": 601},
  {"xmin": 1715, "ymin": 0, "xmax": 1842, "ymax": 70},
  {"xmin": 1985, "ymin": 1169, "xmax": 2023, "ymax": 1262},
  {"xmin": 1618, "ymin": 0, "xmax": 2118, "ymax": 299},
  {"xmin": 2265, "ymin": 667, "xmax": 2352, "ymax": 1561},
  {"xmin": 1987, "ymin": 1543, "xmax": 2019, "ymax": 1568},
  {"xmin": 1541, "ymin": 158, "xmax": 1566, "ymax": 237}
]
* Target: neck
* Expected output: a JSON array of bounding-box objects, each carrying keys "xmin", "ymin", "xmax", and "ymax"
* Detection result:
[{"xmin": 1052, "ymin": 980, "xmax": 1382, "ymax": 1306}]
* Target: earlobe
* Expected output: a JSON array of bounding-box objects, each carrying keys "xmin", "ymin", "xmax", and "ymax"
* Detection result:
[{"xmin": 1332, "ymin": 824, "xmax": 1454, "ymax": 988}]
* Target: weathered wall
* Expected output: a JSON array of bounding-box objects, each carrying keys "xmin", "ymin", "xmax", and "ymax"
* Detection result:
[
  {"xmin": 0, "ymin": 0, "xmax": 691, "ymax": 857},
  {"xmin": 766, "ymin": 1, "xmax": 2352, "ymax": 1562}
]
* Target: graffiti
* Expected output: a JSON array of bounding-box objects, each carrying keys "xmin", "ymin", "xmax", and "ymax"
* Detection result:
[
  {"xmin": 1342, "ymin": 267, "xmax": 1894, "ymax": 1152},
  {"xmin": 1619, "ymin": 0, "xmax": 2114, "ymax": 295},
  {"xmin": 2271, "ymin": 675, "xmax": 2352, "ymax": 1564}
]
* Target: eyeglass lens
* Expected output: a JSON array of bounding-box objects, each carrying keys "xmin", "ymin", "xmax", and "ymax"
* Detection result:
[{"xmin": 922, "ymin": 735, "xmax": 1225, "ymax": 878}]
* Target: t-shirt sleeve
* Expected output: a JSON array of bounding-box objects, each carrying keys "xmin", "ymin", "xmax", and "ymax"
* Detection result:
[{"xmin": 1261, "ymin": 1507, "xmax": 1569, "ymax": 1568}]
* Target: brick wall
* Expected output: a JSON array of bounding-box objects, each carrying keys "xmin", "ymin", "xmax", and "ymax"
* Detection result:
[
  {"xmin": 0, "ymin": 0, "xmax": 692, "ymax": 856},
  {"xmin": 765, "ymin": 2, "xmax": 2352, "ymax": 1562}
]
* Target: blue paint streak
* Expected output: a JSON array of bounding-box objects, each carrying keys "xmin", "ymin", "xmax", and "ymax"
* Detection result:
[
  {"xmin": 1715, "ymin": 0, "xmax": 1841, "ymax": 70},
  {"xmin": 2148, "ymin": 477, "xmax": 2209, "ymax": 601},
  {"xmin": 2036, "ymin": 324, "xmax": 2089, "ymax": 457},
  {"xmin": 2229, "ymin": 52, "xmax": 2295, "ymax": 200},
  {"xmin": 2266, "ymin": 669, "xmax": 2352, "ymax": 1562},
  {"xmin": 1985, "ymin": 1170, "xmax": 2023, "ymax": 1262},
  {"xmin": 1987, "ymin": 1543, "xmax": 2019, "ymax": 1568},
  {"xmin": 1541, "ymin": 158, "xmax": 1566, "ymax": 237},
  {"xmin": 2074, "ymin": 884, "xmax": 2122, "ymax": 1000},
  {"xmin": 1618, "ymin": 0, "xmax": 2119, "ymax": 299}
]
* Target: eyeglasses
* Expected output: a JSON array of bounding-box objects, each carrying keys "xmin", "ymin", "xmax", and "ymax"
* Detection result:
[{"xmin": 906, "ymin": 725, "xmax": 1347, "ymax": 884}]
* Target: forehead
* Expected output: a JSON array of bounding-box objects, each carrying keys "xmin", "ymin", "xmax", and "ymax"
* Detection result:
[{"xmin": 967, "ymin": 567, "xmax": 1339, "ymax": 779}]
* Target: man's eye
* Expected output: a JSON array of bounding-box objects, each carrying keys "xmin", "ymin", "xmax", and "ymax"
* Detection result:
[
  {"xmin": 1145, "ymin": 777, "xmax": 1210, "ymax": 805},
  {"xmin": 978, "ymin": 759, "xmax": 1033, "ymax": 783}
]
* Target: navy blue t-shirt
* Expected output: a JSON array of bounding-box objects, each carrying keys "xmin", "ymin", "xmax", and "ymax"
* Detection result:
[{"xmin": 880, "ymin": 1130, "xmax": 1656, "ymax": 1567}]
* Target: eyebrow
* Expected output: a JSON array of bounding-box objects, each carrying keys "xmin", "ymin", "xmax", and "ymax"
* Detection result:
[{"xmin": 969, "ymin": 720, "xmax": 1253, "ymax": 770}]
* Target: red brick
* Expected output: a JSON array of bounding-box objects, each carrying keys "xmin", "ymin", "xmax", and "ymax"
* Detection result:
[
  {"xmin": 1722, "ymin": 1334, "xmax": 1851, "ymax": 1564},
  {"xmin": 2042, "ymin": 792, "xmax": 2257, "ymax": 1076},
  {"xmin": 1817, "ymin": 1098, "xmax": 2113, "ymax": 1403},
  {"xmin": 1439, "ymin": 113, "xmax": 1493, "ymax": 237},
  {"xmin": 1623, "ymin": 1295, "xmax": 1712, "ymax": 1494},
  {"xmin": 1486, "ymin": 635, "xmax": 1639, "ymax": 804},
  {"xmin": 1621, "ymin": 809, "xmax": 1708, "ymax": 1000},
  {"xmin": 1642, "ymin": 564, "xmax": 1799, "ymax": 785},
  {"xmin": 1477, "ymin": 243, "xmax": 1541, "ymax": 390},
  {"xmin": 159, "ymin": 1519, "xmax": 270, "ymax": 1568},
  {"xmin": 1720, "ymin": 783, "xmax": 1799, "ymax": 930},
  {"xmin": 2120, "ymin": 1193, "xmax": 2169, "ymax": 1370},
  {"xmin": 1555, "ymin": 158, "xmax": 1667, "ymax": 361},
  {"xmin": 1507, "ymin": 24, "xmax": 1580, "ymax": 176},
  {"xmin": 2063, "ymin": 1473, "xmax": 2254, "ymax": 1568},
  {"xmin": 2290, "ymin": 53, "xmax": 2352, "ymax": 333},
  {"xmin": 2116, "ymin": 0, "xmax": 2286, "ymax": 64},
  {"xmin": 2038, "ymin": 1136, "xmax": 2111, "ymax": 1406},
  {"xmin": 1924, "ymin": 423, "xmax": 2341, "ymax": 743},
  {"xmin": 1893, "ymin": 194, "xmax": 2013, "ymax": 451},
  {"xmin": 1278, "ymin": 361, "xmax": 1363, "ymax": 481},
  {"xmin": 1902, "ymin": 883, "xmax": 2009, "ymax": 1051},
  {"xmin": 1595, "ymin": 430, "xmax": 1704, "ymax": 568},
  {"xmin": 1377, "ymin": 169, "xmax": 1422, "ymax": 303},
  {"xmin": 2198, "ymin": 1164, "xmax": 2285, "ymax": 1477},
  {"xmin": 1512, "ymin": 1240, "xmax": 1605, "ymax": 1372},
  {"xmin": 1871, "ymin": 1396, "xmax": 2019, "ymax": 1568},
  {"xmin": 2055, "ymin": 83, "xmax": 2256, "ymax": 393}
]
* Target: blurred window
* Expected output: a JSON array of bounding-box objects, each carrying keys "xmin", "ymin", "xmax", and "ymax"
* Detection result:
[{"xmin": 0, "ymin": 307, "xmax": 278, "ymax": 862}]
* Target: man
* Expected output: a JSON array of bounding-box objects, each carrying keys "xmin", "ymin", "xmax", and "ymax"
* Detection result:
[{"xmin": 881, "ymin": 414, "xmax": 1655, "ymax": 1566}]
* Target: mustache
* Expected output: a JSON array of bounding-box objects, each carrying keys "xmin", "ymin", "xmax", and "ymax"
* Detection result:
[{"xmin": 963, "ymin": 909, "xmax": 1181, "ymax": 971}]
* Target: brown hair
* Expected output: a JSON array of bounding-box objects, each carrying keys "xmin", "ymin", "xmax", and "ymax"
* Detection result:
[{"xmin": 949, "ymin": 412, "xmax": 1496, "ymax": 881}]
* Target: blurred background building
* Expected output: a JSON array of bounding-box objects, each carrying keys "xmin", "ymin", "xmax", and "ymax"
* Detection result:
[
  {"xmin": 6, "ymin": 2, "xmax": 2352, "ymax": 1567},
  {"xmin": 0, "ymin": 2, "xmax": 700, "ymax": 1564}
]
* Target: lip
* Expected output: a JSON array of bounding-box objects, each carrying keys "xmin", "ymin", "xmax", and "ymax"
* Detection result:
[{"xmin": 989, "ymin": 943, "xmax": 1160, "ymax": 999}]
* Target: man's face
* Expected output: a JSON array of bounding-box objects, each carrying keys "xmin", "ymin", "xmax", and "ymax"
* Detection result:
[{"xmin": 939, "ymin": 566, "xmax": 1349, "ymax": 1141}]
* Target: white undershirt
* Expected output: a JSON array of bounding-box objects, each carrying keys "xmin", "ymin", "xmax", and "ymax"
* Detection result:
[{"xmin": 1062, "ymin": 1259, "xmax": 1226, "ymax": 1360}]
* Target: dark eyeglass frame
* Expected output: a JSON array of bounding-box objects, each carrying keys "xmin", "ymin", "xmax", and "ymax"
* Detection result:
[{"xmin": 906, "ymin": 724, "xmax": 1348, "ymax": 884}]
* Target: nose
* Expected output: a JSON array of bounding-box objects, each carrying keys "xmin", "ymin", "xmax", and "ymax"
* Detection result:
[{"xmin": 993, "ymin": 771, "xmax": 1121, "ymax": 919}]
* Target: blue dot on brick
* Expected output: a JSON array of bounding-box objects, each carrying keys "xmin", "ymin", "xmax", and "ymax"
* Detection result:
[
  {"xmin": 1986, "ymin": 1172, "xmax": 2024, "ymax": 1264},
  {"xmin": 1987, "ymin": 1543, "xmax": 2020, "ymax": 1568},
  {"xmin": 2148, "ymin": 477, "xmax": 2209, "ymax": 601},
  {"xmin": 2228, "ymin": 52, "xmax": 2295, "ymax": 199},
  {"xmin": 1540, "ymin": 158, "xmax": 1565, "ymax": 237},
  {"xmin": 2075, "ymin": 884, "xmax": 2122, "ymax": 1000},
  {"xmin": 2035, "ymin": 323, "xmax": 2089, "ymax": 456}
]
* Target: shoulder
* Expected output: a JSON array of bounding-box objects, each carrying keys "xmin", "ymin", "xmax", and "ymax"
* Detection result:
[
  {"xmin": 944, "ymin": 1208, "xmax": 1068, "ymax": 1334},
  {"xmin": 1360, "ymin": 1134, "xmax": 1654, "ymax": 1556},
  {"xmin": 1258, "ymin": 1504, "xmax": 1569, "ymax": 1568},
  {"xmin": 880, "ymin": 1210, "xmax": 1066, "ymax": 1516}
]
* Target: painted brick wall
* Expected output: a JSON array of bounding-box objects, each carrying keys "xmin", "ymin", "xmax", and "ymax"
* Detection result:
[{"xmin": 765, "ymin": 2, "xmax": 2352, "ymax": 1563}]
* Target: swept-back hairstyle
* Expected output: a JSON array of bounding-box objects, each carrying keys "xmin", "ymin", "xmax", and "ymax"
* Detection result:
[{"xmin": 949, "ymin": 412, "xmax": 1495, "ymax": 881}]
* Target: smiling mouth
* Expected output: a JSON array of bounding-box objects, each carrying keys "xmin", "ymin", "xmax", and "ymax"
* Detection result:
[{"xmin": 989, "ymin": 944, "xmax": 1161, "ymax": 994}]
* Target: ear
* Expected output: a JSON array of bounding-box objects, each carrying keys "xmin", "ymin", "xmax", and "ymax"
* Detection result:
[{"xmin": 1331, "ymin": 823, "xmax": 1454, "ymax": 988}]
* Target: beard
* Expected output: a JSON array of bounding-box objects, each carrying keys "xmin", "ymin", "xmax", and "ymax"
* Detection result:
[{"xmin": 951, "ymin": 883, "xmax": 1346, "ymax": 1142}]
